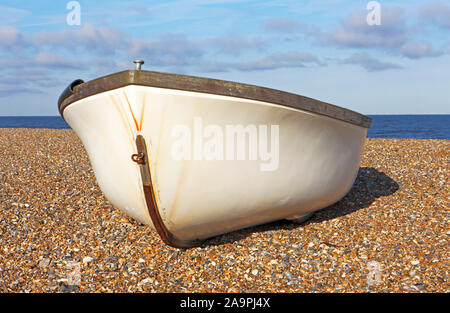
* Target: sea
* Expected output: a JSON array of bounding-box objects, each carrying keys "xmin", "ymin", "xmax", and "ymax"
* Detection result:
[{"xmin": 0, "ymin": 115, "xmax": 448, "ymax": 139}]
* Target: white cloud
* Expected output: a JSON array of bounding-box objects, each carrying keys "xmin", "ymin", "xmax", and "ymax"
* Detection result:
[
  {"xmin": 34, "ymin": 53, "xmax": 86, "ymax": 69},
  {"xmin": 33, "ymin": 23, "xmax": 129, "ymax": 54},
  {"xmin": 198, "ymin": 51, "xmax": 322, "ymax": 72},
  {"xmin": 400, "ymin": 42, "xmax": 444, "ymax": 59},
  {"xmin": 420, "ymin": 2, "xmax": 450, "ymax": 29},
  {"xmin": 328, "ymin": 8, "xmax": 407, "ymax": 49},
  {"xmin": 0, "ymin": 26, "xmax": 28, "ymax": 50},
  {"xmin": 343, "ymin": 53, "xmax": 402, "ymax": 72}
]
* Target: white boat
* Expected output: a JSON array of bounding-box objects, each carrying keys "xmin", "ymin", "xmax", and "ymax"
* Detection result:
[{"xmin": 58, "ymin": 60, "xmax": 371, "ymax": 248}]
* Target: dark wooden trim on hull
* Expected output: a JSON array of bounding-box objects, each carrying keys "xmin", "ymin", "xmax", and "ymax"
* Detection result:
[
  {"xmin": 133, "ymin": 135, "xmax": 204, "ymax": 248},
  {"xmin": 58, "ymin": 70, "xmax": 372, "ymax": 128}
]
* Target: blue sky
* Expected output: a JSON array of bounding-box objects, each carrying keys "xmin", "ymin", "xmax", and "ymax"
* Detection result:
[{"xmin": 0, "ymin": 0, "xmax": 449, "ymax": 115}]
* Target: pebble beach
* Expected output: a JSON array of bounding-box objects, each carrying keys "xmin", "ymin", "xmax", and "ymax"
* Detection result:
[{"xmin": 0, "ymin": 128, "xmax": 448, "ymax": 293}]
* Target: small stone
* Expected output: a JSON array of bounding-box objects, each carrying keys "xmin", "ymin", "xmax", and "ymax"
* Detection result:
[
  {"xmin": 285, "ymin": 271, "xmax": 295, "ymax": 280},
  {"xmin": 67, "ymin": 263, "xmax": 81, "ymax": 286},
  {"xmin": 66, "ymin": 261, "xmax": 79, "ymax": 269},
  {"xmin": 139, "ymin": 278, "xmax": 153, "ymax": 285},
  {"xmin": 414, "ymin": 282, "xmax": 426, "ymax": 290},
  {"xmin": 39, "ymin": 258, "xmax": 51, "ymax": 268},
  {"xmin": 367, "ymin": 261, "xmax": 382, "ymax": 286},
  {"xmin": 82, "ymin": 256, "xmax": 93, "ymax": 264},
  {"xmin": 61, "ymin": 284, "xmax": 78, "ymax": 293}
]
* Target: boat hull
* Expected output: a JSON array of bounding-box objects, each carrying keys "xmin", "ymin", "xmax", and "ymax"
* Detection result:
[{"xmin": 63, "ymin": 85, "xmax": 367, "ymax": 243}]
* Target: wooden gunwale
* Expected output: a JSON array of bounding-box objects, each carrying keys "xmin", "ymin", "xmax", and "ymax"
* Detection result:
[{"xmin": 58, "ymin": 70, "xmax": 372, "ymax": 128}]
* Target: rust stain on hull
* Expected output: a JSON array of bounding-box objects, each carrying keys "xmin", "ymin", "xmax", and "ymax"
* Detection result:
[
  {"xmin": 110, "ymin": 94, "xmax": 136, "ymax": 149},
  {"xmin": 123, "ymin": 89, "xmax": 140, "ymax": 132},
  {"xmin": 139, "ymin": 91, "xmax": 146, "ymax": 131}
]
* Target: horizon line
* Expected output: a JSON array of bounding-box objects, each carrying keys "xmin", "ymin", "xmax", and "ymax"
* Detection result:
[{"xmin": 1, "ymin": 113, "xmax": 450, "ymax": 117}]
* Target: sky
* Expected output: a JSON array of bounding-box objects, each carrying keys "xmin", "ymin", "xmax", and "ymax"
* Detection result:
[{"xmin": 0, "ymin": 0, "xmax": 449, "ymax": 115}]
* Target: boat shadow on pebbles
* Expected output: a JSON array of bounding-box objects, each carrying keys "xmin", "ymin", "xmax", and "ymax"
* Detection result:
[
  {"xmin": 202, "ymin": 167, "xmax": 399, "ymax": 247},
  {"xmin": 307, "ymin": 167, "xmax": 399, "ymax": 223}
]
